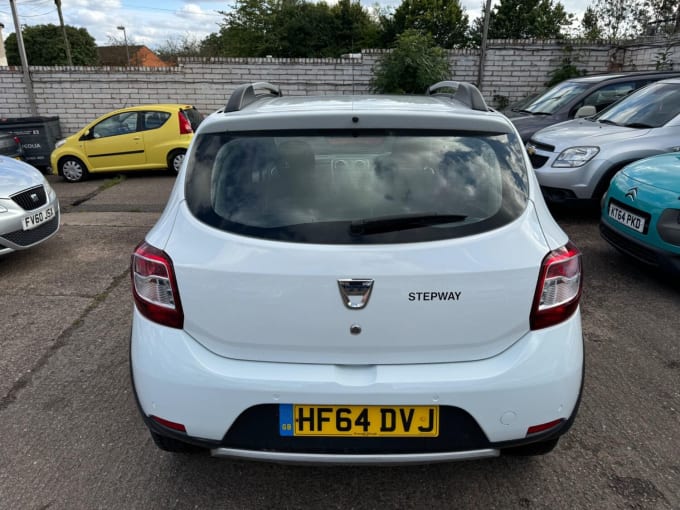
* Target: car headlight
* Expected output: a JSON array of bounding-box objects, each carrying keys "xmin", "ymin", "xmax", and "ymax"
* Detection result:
[
  {"xmin": 55, "ymin": 139, "xmax": 66, "ymax": 149},
  {"xmin": 43, "ymin": 178, "xmax": 55, "ymax": 198},
  {"xmin": 552, "ymin": 146, "xmax": 599, "ymax": 168}
]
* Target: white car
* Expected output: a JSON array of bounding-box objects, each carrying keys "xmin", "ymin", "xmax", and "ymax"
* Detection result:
[
  {"xmin": 0, "ymin": 156, "xmax": 60, "ymax": 255},
  {"xmin": 130, "ymin": 81, "xmax": 584, "ymax": 463}
]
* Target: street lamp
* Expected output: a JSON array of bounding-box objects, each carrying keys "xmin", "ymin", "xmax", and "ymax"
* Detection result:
[{"xmin": 117, "ymin": 25, "xmax": 130, "ymax": 66}]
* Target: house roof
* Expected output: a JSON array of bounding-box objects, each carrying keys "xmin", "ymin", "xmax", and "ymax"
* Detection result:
[{"xmin": 97, "ymin": 45, "xmax": 170, "ymax": 67}]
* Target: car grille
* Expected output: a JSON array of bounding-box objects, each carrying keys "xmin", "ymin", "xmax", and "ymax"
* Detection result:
[
  {"xmin": 11, "ymin": 185, "xmax": 47, "ymax": 211},
  {"xmin": 1, "ymin": 213, "xmax": 59, "ymax": 246},
  {"xmin": 528, "ymin": 140, "xmax": 555, "ymax": 152},
  {"xmin": 529, "ymin": 154, "xmax": 549, "ymax": 168},
  {"xmin": 600, "ymin": 222, "xmax": 658, "ymax": 266}
]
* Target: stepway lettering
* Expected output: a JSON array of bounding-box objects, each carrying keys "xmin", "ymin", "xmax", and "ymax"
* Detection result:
[{"xmin": 408, "ymin": 291, "xmax": 462, "ymax": 301}]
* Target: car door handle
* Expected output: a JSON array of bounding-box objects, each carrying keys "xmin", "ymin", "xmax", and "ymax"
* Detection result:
[{"xmin": 133, "ymin": 137, "xmax": 141, "ymax": 141}]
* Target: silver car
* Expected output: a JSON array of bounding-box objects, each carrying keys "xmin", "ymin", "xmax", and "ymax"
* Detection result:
[
  {"xmin": 527, "ymin": 78, "xmax": 680, "ymax": 202},
  {"xmin": 0, "ymin": 156, "xmax": 60, "ymax": 255}
]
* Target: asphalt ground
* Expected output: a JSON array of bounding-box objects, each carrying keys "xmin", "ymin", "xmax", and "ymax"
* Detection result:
[{"xmin": 1, "ymin": 172, "xmax": 679, "ymax": 509}]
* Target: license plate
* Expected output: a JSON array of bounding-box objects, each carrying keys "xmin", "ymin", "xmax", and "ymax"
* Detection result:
[
  {"xmin": 22, "ymin": 205, "xmax": 55, "ymax": 231},
  {"xmin": 608, "ymin": 202, "xmax": 645, "ymax": 233},
  {"xmin": 279, "ymin": 404, "xmax": 439, "ymax": 437}
]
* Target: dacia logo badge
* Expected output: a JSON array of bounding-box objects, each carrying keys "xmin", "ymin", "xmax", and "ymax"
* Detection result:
[
  {"xmin": 526, "ymin": 143, "xmax": 536, "ymax": 156},
  {"xmin": 625, "ymin": 187, "xmax": 638, "ymax": 201},
  {"xmin": 338, "ymin": 279, "xmax": 374, "ymax": 309}
]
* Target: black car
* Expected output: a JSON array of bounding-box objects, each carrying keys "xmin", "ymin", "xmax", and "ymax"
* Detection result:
[
  {"xmin": 0, "ymin": 133, "xmax": 22, "ymax": 159},
  {"xmin": 506, "ymin": 71, "xmax": 680, "ymax": 142}
]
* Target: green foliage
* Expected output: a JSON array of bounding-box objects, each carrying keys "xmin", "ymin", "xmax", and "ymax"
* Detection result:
[
  {"xmin": 546, "ymin": 45, "xmax": 586, "ymax": 87},
  {"xmin": 594, "ymin": 0, "xmax": 645, "ymax": 39},
  {"xmin": 580, "ymin": 7, "xmax": 603, "ymax": 40},
  {"xmin": 389, "ymin": 0, "xmax": 470, "ymax": 48},
  {"xmin": 211, "ymin": 0, "xmax": 380, "ymax": 57},
  {"xmin": 469, "ymin": 0, "xmax": 573, "ymax": 43},
  {"xmin": 370, "ymin": 29, "xmax": 450, "ymax": 94},
  {"xmin": 5, "ymin": 24, "xmax": 98, "ymax": 66}
]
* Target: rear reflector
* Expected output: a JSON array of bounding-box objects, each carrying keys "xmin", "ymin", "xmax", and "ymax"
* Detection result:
[
  {"xmin": 131, "ymin": 241, "xmax": 184, "ymax": 329},
  {"xmin": 530, "ymin": 241, "xmax": 582, "ymax": 330},
  {"xmin": 151, "ymin": 415, "xmax": 187, "ymax": 433},
  {"xmin": 527, "ymin": 419, "xmax": 563, "ymax": 436}
]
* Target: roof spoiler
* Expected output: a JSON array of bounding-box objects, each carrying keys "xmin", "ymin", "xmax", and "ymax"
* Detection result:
[
  {"xmin": 427, "ymin": 81, "xmax": 488, "ymax": 112},
  {"xmin": 225, "ymin": 82, "xmax": 282, "ymax": 112}
]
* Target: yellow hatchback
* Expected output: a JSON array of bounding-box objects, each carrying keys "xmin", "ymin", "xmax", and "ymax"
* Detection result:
[{"xmin": 50, "ymin": 104, "xmax": 202, "ymax": 182}]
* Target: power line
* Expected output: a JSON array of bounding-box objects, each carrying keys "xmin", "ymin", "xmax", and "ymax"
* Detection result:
[{"xmin": 17, "ymin": 8, "xmax": 56, "ymax": 18}]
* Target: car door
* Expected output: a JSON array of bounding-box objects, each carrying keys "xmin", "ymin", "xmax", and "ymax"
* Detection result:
[
  {"xmin": 83, "ymin": 111, "xmax": 146, "ymax": 171},
  {"xmin": 138, "ymin": 110, "xmax": 172, "ymax": 166}
]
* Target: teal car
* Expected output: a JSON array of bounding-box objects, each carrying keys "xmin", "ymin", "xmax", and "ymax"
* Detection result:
[{"xmin": 600, "ymin": 153, "xmax": 680, "ymax": 273}]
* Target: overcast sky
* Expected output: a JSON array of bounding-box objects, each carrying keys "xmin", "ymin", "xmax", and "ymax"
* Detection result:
[{"xmin": 1, "ymin": 0, "xmax": 592, "ymax": 50}]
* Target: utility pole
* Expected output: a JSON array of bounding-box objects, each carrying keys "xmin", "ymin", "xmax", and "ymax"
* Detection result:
[
  {"xmin": 55, "ymin": 0, "xmax": 73, "ymax": 66},
  {"xmin": 477, "ymin": 0, "xmax": 493, "ymax": 93},
  {"xmin": 9, "ymin": 0, "xmax": 38, "ymax": 115}
]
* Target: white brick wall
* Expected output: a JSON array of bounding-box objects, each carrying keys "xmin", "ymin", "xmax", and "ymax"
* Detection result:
[{"xmin": 0, "ymin": 37, "xmax": 676, "ymax": 135}]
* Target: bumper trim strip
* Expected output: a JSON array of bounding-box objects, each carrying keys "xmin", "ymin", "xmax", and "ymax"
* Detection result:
[{"xmin": 210, "ymin": 447, "xmax": 500, "ymax": 464}]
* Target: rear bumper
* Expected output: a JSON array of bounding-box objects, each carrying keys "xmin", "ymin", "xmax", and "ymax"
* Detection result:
[{"xmin": 130, "ymin": 307, "xmax": 583, "ymax": 462}]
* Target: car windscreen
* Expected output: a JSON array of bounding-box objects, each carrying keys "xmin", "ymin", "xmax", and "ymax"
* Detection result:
[
  {"xmin": 523, "ymin": 81, "xmax": 590, "ymax": 114},
  {"xmin": 185, "ymin": 130, "xmax": 529, "ymax": 244},
  {"xmin": 594, "ymin": 82, "xmax": 680, "ymax": 128}
]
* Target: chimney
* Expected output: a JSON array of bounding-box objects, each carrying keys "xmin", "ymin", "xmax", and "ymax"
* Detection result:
[{"xmin": 0, "ymin": 23, "xmax": 7, "ymax": 66}]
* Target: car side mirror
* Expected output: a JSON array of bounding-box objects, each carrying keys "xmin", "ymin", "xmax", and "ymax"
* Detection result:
[
  {"xmin": 575, "ymin": 105, "xmax": 596, "ymax": 119},
  {"xmin": 80, "ymin": 129, "xmax": 91, "ymax": 141}
]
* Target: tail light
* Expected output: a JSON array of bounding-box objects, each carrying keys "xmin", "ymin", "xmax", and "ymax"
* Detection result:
[
  {"xmin": 131, "ymin": 241, "xmax": 183, "ymax": 329},
  {"xmin": 530, "ymin": 241, "xmax": 582, "ymax": 330},
  {"xmin": 178, "ymin": 111, "xmax": 193, "ymax": 134},
  {"xmin": 13, "ymin": 136, "xmax": 21, "ymax": 144}
]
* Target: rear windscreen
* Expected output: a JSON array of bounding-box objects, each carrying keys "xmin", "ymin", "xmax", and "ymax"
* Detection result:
[{"xmin": 185, "ymin": 130, "xmax": 529, "ymax": 244}]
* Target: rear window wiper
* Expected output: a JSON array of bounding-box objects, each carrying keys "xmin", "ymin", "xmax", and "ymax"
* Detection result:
[{"xmin": 350, "ymin": 213, "xmax": 467, "ymax": 235}]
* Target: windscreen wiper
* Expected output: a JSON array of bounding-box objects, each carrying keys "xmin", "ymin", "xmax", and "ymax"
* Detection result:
[
  {"xmin": 598, "ymin": 119, "xmax": 619, "ymax": 126},
  {"xmin": 350, "ymin": 213, "xmax": 467, "ymax": 235},
  {"xmin": 623, "ymin": 122, "xmax": 654, "ymax": 129}
]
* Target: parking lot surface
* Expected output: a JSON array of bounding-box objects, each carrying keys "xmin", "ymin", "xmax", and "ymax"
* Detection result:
[{"xmin": 1, "ymin": 173, "xmax": 679, "ymax": 509}]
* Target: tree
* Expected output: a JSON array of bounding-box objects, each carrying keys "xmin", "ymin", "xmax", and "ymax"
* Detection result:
[
  {"xmin": 370, "ymin": 29, "xmax": 450, "ymax": 94},
  {"xmin": 580, "ymin": 7, "xmax": 603, "ymax": 40},
  {"xmin": 329, "ymin": 0, "xmax": 381, "ymax": 55},
  {"xmin": 594, "ymin": 0, "xmax": 644, "ymax": 39},
  {"xmin": 389, "ymin": 0, "xmax": 470, "ymax": 48},
  {"xmin": 211, "ymin": 0, "xmax": 380, "ymax": 57},
  {"xmin": 641, "ymin": 0, "xmax": 680, "ymax": 34},
  {"xmin": 5, "ymin": 24, "xmax": 98, "ymax": 66},
  {"xmin": 156, "ymin": 34, "xmax": 209, "ymax": 64},
  {"xmin": 470, "ymin": 0, "xmax": 574, "ymax": 43}
]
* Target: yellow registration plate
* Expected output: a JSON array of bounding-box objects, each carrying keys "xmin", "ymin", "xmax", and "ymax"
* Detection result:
[{"xmin": 279, "ymin": 404, "xmax": 438, "ymax": 437}]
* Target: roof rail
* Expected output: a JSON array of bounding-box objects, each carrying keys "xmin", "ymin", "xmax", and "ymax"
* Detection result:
[
  {"xmin": 426, "ymin": 81, "xmax": 488, "ymax": 112},
  {"xmin": 225, "ymin": 82, "xmax": 282, "ymax": 113}
]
